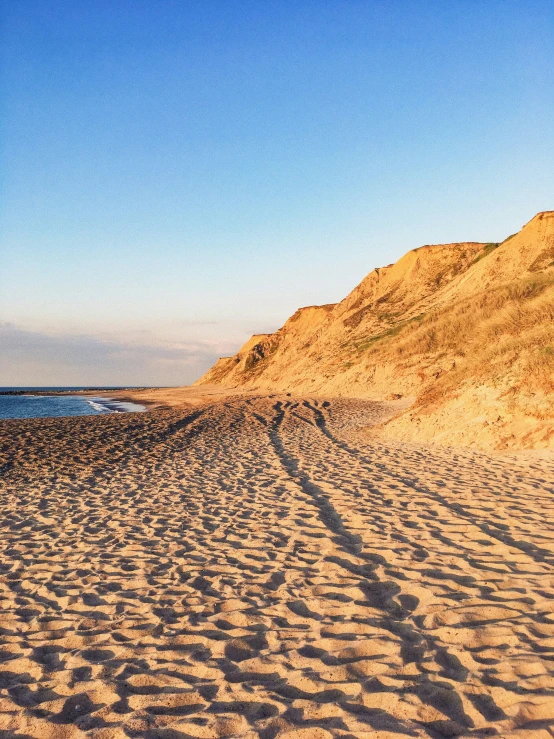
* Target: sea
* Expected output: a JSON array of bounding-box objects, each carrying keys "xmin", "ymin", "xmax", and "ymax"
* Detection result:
[{"xmin": 0, "ymin": 387, "xmax": 146, "ymax": 420}]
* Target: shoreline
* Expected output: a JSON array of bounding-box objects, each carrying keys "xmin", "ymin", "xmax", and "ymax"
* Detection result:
[
  {"xmin": 92, "ymin": 384, "xmax": 261, "ymax": 411},
  {"xmin": 0, "ymin": 388, "xmax": 152, "ymax": 419},
  {"xmin": 0, "ymin": 385, "xmax": 262, "ymax": 420},
  {"xmin": 0, "ymin": 385, "xmax": 247, "ymax": 412}
]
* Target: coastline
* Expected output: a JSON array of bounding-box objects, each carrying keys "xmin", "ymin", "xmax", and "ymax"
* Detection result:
[
  {"xmin": 0, "ymin": 385, "xmax": 251, "ymax": 412},
  {"xmin": 91, "ymin": 383, "xmax": 258, "ymax": 411},
  {"xmin": 0, "ymin": 388, "xmax": 149, "ymax": 419}
]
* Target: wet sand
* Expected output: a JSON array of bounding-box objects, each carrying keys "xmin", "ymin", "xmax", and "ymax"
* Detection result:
[{"xmin": 0, "ymin": 396, "xmax": 553, "ymax": 738}]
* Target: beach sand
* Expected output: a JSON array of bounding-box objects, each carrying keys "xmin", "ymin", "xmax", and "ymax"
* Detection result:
[
  {"xmin": 85, "ymin": 385, "xmax": 250, "ymax": 411},
  {"xmin": 1, "ymin": 395, "xmax": 553, "ymax": 738}
]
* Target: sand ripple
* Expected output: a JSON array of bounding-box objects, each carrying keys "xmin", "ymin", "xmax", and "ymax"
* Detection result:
[{"xmin": 0, "ymin": 397, "xmax": 553, "ymax": 738}]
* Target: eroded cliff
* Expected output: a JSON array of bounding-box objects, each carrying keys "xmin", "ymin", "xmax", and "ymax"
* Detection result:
[{"xmin": 198, "ymin": 211, "xmax": 554, "ymax": 449}]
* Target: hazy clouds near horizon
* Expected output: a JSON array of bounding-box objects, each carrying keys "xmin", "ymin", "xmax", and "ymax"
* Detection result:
[
  {"xmin": 1, "ymin": 1, "xmax": 553, "ymax": 384},
  {"xmin": 0, "ymin": 321, "xmax": 256, "ymax": 387}
]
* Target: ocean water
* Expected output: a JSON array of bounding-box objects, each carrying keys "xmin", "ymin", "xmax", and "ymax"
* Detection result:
[{"xmin": 0, "ymin": 388, "xmax": 145, "ymax": 420}]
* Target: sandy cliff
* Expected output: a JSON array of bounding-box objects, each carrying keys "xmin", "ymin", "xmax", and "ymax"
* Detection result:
[{"xmin": 198, "ymin": 211, "xmax": 554, "ymax": 449}]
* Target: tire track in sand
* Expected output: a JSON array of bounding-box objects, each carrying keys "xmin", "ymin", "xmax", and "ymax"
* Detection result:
[{"xmin": 0, "ymin": 396, "xmax": 553, "ymax": 738}]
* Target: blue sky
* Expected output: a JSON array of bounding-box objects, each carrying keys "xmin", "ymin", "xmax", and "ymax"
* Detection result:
[{"xmin": 1, "ymin": 0, "xmax": 553, "ymax": 385}]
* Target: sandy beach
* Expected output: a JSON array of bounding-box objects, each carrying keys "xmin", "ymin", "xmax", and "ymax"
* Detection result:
[{"xmin": 0, "ymin": 395, "xmax": 553, "ymax": 738}]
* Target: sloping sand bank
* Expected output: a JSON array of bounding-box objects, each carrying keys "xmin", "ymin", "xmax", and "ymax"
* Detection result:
[
  {"xmin": 198, "ymin": 211, "xmax": 554, "ymax": 451},
  {"xmin": 1, "ymin": 397, "xmax": 553, "ymax": 738}
]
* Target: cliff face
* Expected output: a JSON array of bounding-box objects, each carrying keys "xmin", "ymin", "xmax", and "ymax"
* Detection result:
[
  {"xmin": 202, "ymin": 304, "xmax": 336, "ymax": 388},
  {"xmin": 200, "ymin": 241, "xmax": 486, "ymax": 392},
  {"xmin": 198, "ymin": 211, "xmax": 554, "ymax": 449}
]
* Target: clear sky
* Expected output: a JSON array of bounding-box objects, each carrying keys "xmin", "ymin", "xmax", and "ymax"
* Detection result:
[{"xmin": 1, "ymin": 0, "xmax": 553, "ymax": 386}]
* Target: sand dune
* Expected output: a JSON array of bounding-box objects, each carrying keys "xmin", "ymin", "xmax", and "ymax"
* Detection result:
[
  {"xmin": 198, "ymin": 211, "xmax": 554, "ymax": 450},
  {"xmin": 1, "ymin": 396, "xmax": 553, "ymax": 737}
]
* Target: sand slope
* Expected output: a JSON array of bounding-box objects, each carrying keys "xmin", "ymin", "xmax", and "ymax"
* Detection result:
[
  {"xmin": 1, "ymin": 397, "xmax": 553, "ymax": 737},
  {"xmin": 198, "ymin": 211, "xmax": 554, "ymax": 450}
]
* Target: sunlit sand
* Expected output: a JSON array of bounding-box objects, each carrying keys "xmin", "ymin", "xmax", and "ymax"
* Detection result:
[{"xmin": 1, "ymin": 394, "xmax": 553, "ymax": 737}]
